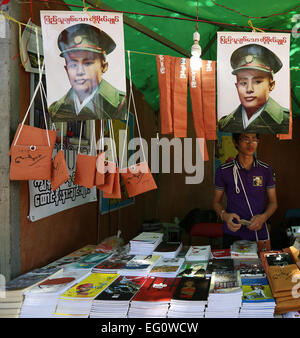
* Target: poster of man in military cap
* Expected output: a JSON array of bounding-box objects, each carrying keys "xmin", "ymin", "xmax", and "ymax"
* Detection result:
[
  {"xmin": 40, "ymin": 11, "xmax": 127, "ymax": 122},
  {"xmin": 217, "ymin": 32, "xmax": 291, "ymax": 134}
]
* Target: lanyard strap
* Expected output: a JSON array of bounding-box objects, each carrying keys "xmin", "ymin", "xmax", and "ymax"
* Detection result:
[{"xmin": 233, "ymin": 164, "xmax": 270, "ymax": 241}]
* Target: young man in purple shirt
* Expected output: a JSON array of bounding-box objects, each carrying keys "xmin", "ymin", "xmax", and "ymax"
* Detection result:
[{"xmin": 213, "ymin": 133, "xmax": 278, "ymax": 248}]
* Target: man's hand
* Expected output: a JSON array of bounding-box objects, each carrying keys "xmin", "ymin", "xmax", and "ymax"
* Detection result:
[
  {"xmin": 223, "ymin": 212, "xmax": 242, "ymax": 232},
  {"xmin": 248, "ymin": 214, "xmax": 267, "ymax": 231}
]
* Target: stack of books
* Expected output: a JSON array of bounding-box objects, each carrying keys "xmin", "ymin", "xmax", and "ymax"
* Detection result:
[
  {"xmin": 54, "ymin": 272, "xmax": 119, "ymax": 318},
  {"xmin": 90, "ymin": 276, "xmax": 147, "ymax": 318},
  {"xmin": 167, "ymin": 277, "xmax": 211, "ymax": 318},
  {"xmin": 152, "ymin": 242, "xmax": 183, "ymax": 258},
  {"xmin": 239, "ymin": 276, "xmax": 276, "ymax": 318},
  {"xmin": 92, "ymin": 253, "xmax": 135, "ymax": 274},
  {"xmin": 128, "ymin": 277, "xmax": 180, "ymax": 318},
  {"xmin": 128, "ymin": 232, "xmax": 164, "ymax": 255},
  {"xmin": 118, "ymin": 255, "xmax": 161, "ymax": 276},
  {"xmin": 205, "ymin": 271, "xmax": 243, "ymax": 318},
  {"xmin": 0, "ymin": 267, "xmax": 62, "ymax": 318},
  {"xmin": 19, "ymin": 269, "xmax": 90, "ymax": 318},
  {"xmin": 230, "ymin": 240, "xmax": 258, "ymax": 259},
  {"xmin": 0, "ymin": 296, "xmax": 23, "ymax": 318},
  {"xmin": 185, "ymin": 245, "xmax": 211, "ymax": 261},
  {"xmin": 148, "ymin": 257, "xmax": 185, "ymax": 278}
]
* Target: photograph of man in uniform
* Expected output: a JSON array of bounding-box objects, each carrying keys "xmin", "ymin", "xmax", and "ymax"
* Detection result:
[
  {"xmin": 218, "ymin": 44, "xmax": 290, "ymax": 134},
  {"xmin": 49, "ymin": 23, "xmax": 126, "ymax": 122}
]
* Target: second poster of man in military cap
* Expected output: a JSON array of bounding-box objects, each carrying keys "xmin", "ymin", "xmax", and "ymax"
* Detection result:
[
  {"xmin": 40, "ymin": 11, "xmax": 127, "ymax": 122},
  {"xmin": 217, "ymin": 32, "xmax": 291, "ymax": 134}
]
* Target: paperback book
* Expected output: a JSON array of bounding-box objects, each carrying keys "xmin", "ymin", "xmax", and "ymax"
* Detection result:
[
  {"xmin": 59, "ymin": 273, "xmax": 119, "ymax": 300},
  {"xmin": 152, "ymin": 242, "xmax": 183, "ymax": 258},
  {"xmin": 210, "ymin": 248, "xmax": 231, "ymax": 259},
  {"xmin": 149, "ymin": 257, "xmax": 185, "ymax": 278},
  {"xmin": 92, "ymin": 253, "xmax": 135, "ymax": 274},
  {"xmin": 171, "ymin": 276, "xmax": 211, "ymax": 303},
  {"xmin": 168, "ymin": 277, "xmax": 211, "ymax": 318},
  {"xmin": 65, "ymin": 252, "xmax": 112, "ymax": 270},
  {"xmin": 231, "ymin": 240, "xmax": 258, "ymax": 259},
  {"xmin": 178, "ymin": 261, "xmax": 208, "ymax": 278},
  {"xmin": 5, "ymin": 269, "xmax": 63, "ymax": 298},
  {"xmin": 266, "ymin": 252, "xmax": 294, "ymax": 267},
  {"xmin": 240, "ymin": 276, "xmax": 276, "ymax": 318},
  {"xmin": 118, "ymin": 255, "xmax": 161, "ymax": 276},
  {"xmin": 128, "ymin": 277, "xmax": 180, "ymax": 318},
  {"xmin": 39, "ymin": 245, "xmax": 96, "ymax": 271},
  {"xmin": 234, "ymin": 258, "xmax": 266, "ymax": 278},
  {"xmin": 206, "ymin": 258, "xmax": 234, "ymax": 276},
  {"xmin": 20, "ymin": 269, "xmax": 91, "ymax": 318},
  {"xmin": 209, "ymin": 271, "xmax": 243, "ymax": 294},
  {"xmin": 129, "ymin": 232, "xmax": 164, "ymax": 255},
  {"xmin": 55, "ymin": 272, "xmax": 119, "ymax": 318},
  {"xmin": 2, "ymin": 268, "xmax": 62, "ymax": 318},
  {"xmin": 206, "ymin": 271, "xmax": 243, "ymax": 318},
  {"xmin": 185, "ymin": 245, "xmax": 211, "ymax": 261},
  {"xmin": 90, "ymin": 276, "xmax": 147, "ymax": 318}
]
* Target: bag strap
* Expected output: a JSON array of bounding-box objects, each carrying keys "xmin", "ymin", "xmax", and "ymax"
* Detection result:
[
  {"xmin": 14, "ymin": 27, "xmax": 50, "ymax": 147},
  {"xmin": 99, "ymin": 119, "xmax": 104, "ymax": 153},
  {"xmin": 233, "ymin": 163, "xmax": 270, "ymax": 241},
  {"xmin": 120, "ymin": 90, "xmax": 132, "ymax": 170},
  {"xmin": 51, "ymin": 122, "xmax": 64, "ymax": 151},
  {"xmin": 77, "ymin": 121, "xmax": 83, "ymax": 155},
  {"xmin": 89, "ymin": 120, "xmax": 97, "ymax": 156},
  {"xmin": 109, "ymin": 119, "xmax": 118, "ymax": 168},
  {"xmin": 60, "ymin": 123, "xmax": 64, "ymax": 151},
  {"xmin": 120, "ymin": 51, "xmax": 147, "ymax": 170}
]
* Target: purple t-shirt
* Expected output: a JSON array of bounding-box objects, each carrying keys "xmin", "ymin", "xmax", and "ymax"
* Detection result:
[{"xmin": 215, "ymin": 157, "xmax": 276, "ymax": 241}]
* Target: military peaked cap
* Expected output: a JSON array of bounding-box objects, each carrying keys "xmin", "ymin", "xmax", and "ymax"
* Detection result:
[
  {"xmin": 58, "ymin": 23, "xmax": 116, "ymax": 57},
  {"xmin": 231, "ymin": 44, "xmax": 283, "ymax": 75}
]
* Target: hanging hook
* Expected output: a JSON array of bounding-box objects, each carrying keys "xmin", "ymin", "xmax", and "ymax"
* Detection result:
[
  {"xmin": 82, "ymin": 0, "xmax": 91, "ymax": 13},
  {"xmin": 248, "ymin": 20, "xmax": 265, "ymax": 33}
]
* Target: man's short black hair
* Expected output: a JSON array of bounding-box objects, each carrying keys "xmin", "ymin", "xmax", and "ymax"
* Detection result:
[{"xmin": 232, "ymin": 133, "xmax": 260, "ymax": 146}]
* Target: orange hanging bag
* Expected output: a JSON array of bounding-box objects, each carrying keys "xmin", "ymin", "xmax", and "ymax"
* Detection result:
[
  {"xmin": 119, "ymin": 52, "xmax": 157, "ymax": 198},
  {"xmin": 74, "ymin": 120, "xmax": 97, "ymax": 189},
  {"xmin": 156, "ymin": 54, "xmax": 173, "ymax": 135},
  {"xmin": 9, "ymin": 57, "xmax": 56, "ymax": 181},
  {"xmin": 188, "ymin": 63, "xmax": 209, "ymax": 161}
]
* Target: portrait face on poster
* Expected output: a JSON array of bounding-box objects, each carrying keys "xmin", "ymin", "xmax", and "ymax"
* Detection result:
[
  {"xmin": 217, "ymin": 32, "xmax": 291, "ymax": 134},
  {"xmin": 40, "ymin": 11, "xmax": 127, "ymax": 122}
]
